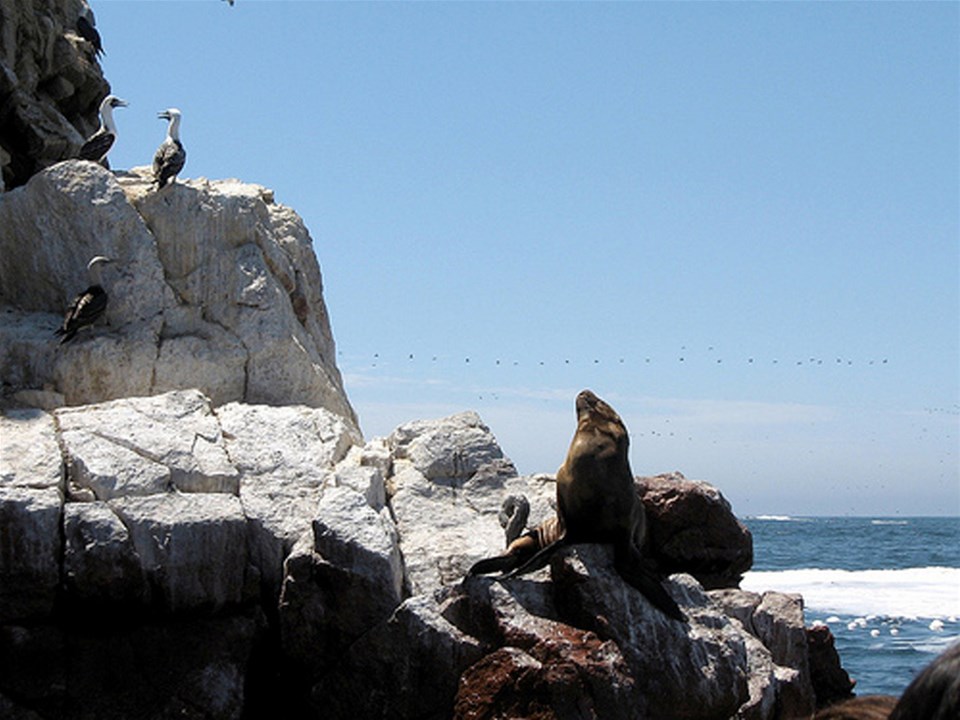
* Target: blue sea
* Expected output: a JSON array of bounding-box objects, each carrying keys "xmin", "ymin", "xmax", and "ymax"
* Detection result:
[{"xmin": 740, "ymin": 516, "xmax": 960, "ymax": 697}]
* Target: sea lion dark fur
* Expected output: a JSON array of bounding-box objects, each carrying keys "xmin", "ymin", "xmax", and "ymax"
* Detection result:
[{"xmin": 469, "ymin": 390, "xmax": 684, "ymax": 622}]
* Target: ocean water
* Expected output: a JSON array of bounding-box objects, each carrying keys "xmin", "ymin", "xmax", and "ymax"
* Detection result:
[{"xmin": 740, "ymin": 516, "xmax": 960, "ymax": 697}]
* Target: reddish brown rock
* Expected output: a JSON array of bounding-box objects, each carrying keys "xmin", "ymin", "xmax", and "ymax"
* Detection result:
[
  {"xmin": 454, "ymin": 625, "xmax": 636, "ymax": 720},
  {"xmin": 636, "ymin": 471, "xmax": 753, "ymax": 589}
]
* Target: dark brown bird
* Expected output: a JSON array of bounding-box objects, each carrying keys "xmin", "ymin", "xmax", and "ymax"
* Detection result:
[
  {"xmin": 153, "ymin": 108, "xmax": 187, "ymax": 189},
  {"xmin": 76, "ymin": 13, "xmax": 104, "ymax": 57},
  {"xmin": 78, "ymin": 95, "xmax": 128, "ymax": 166},
  {"xmin": 56, "ymin": 256, "xmax": 114, "ymax": 344}
]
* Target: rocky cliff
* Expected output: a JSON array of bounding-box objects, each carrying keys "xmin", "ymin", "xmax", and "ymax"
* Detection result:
[
  {"xmin": 0, "ymin": 162, "xmax": 356, "ymax": 427},
  {"xmin": 0, "ymin": 1, "xmax": 846, "ymax": 717},
  {"xmin": 0, "ymin": 157, "xmax": 833, "ymax": 717},
  {"xmin": 2, "ymin": 394, "xmax": 821, "ymax": 719}
]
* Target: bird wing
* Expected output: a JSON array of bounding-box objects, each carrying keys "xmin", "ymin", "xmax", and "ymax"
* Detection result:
[
  {"xmin": 58, "ymin": 285, "xmax": 108, "ymax": 340},
  {"xmin": 76, "ymin": 17, "xmax": 104, "ymax": 56},
  {"xmin": 153, "ymin": 140, "xmax": 186, "ymax": 187},
  {"xmin": 78, "ymin": 130, "xmax": 114, "ymax": 162}
]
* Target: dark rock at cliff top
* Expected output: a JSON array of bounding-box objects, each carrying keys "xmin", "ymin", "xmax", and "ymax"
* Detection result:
[{"xmin": 0, "ymin": 0, "xmax": 110, "ymax": 190}]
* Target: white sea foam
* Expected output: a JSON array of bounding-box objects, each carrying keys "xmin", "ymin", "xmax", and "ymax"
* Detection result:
[
  {"xmin": 871, "ymin": 520, "xmax": 909, "ymax": 526},
  {"xmin": 752, "ymin": 515, "xmax": 795, "ymax": 521},
  {"xmin": 742, "ymin": 567, "xmax": 960, "ymax": 619}
]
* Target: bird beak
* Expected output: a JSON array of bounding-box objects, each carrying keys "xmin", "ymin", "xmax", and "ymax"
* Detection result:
[
  {"xmin": 157, "ymin": 111, "xmax": 171, "ymax": 120},
  {"xmin": 114, "ymin": 98, "xmax": 129, "ymax": 108}
]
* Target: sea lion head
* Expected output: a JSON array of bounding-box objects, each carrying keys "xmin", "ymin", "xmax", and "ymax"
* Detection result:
[
  {"xmin": 576, "ymin": 390, "xmax": 627, "ymax": 442},
  {"xmin": 570, "ymin": 389, "xmax": 629, "ymax": 467}
]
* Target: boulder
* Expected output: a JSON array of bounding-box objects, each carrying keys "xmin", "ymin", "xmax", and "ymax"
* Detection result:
[
  {"xmin": 301, "ymin": 413, "xmax": 820, "ymax": 720},
  {"xmin": 0, "ymin": 161, "xmax": 357, "ymax": 430},
  {"xmin": 734, "ymin": 626, "xmax": 781, "ymax": 720},
  {"xmin": 387, "ymin": 410, "xmax": 509, "ymax": 481},
  {"xmin": 385, "ymin": 411, "xmax": 557, "ymax": 597},
  {"xmin": 637, "ymin": 471, "xmax": 754, "ymax": 588},
  {"xmin": 552, "ymin": 546, "xmax": 749, "ymax": 719},
  {"xmin": 0, "ymin": 396, "xmax": 831, "ymax": 719},
  {"xmin": 807, "ymin": 624, "xmax": 856, "ymax": 709},
  {"xmin": 454, "ymin": 635, "xmax": 636, "ymax": 720},
  {"xmin": 752, "ymin": 591, "xmax": 815, "ymax": 718},
  {"xmin": 710, "ymin": 587, "xmax": 818, "ymax": 719},
  {"xmin": 448, "ymin": 577, "xmax": 638, "ymax": 720},
  {"xmin": 278, "ymin": 485, "xmax": 402, "ymax": 682}
]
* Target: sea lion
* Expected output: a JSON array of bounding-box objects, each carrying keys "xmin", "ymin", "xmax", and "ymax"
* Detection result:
[{"xmin": 469, "ymin": 389, "xmax": 684, "ymax": 622}]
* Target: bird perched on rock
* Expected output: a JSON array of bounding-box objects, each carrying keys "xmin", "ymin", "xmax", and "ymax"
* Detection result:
[
  {"xmin": 76, "ymin": 7, "xmax": 103, "ymax": 58},
  {"xmin": 153, "ymin": 108, "xmax": 186, "ymax": 189},
  {"xmin": 56, "ymin": 256, "xmax": 114, "ymax": 344},
  {"xmin": 78, "ymin": 95, "xmax": 128, "ymax": 166}
]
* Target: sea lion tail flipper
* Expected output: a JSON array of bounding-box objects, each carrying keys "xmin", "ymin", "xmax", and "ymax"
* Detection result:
[
  {"xmin": 616, "ymin": 561, "xmax": 685, "ymax": 622},
  {"xmin": 499, "ymin": 495, "xmax": 531, "ymax": 546},
  {"xmin": 501, "ymin": 538, "xmax": 565, "ymax": 579},
  {"xmin": 468, "ymin": 555, "xmax": 522, "ymax": 576}
]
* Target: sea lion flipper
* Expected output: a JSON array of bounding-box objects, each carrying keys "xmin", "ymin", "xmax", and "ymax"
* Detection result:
[
  {"xmin": 469, "ymin": 530, "xmax": 545, "ymax": 577},
  {"xmin": 499, "ymin": 495, "xmax": 531, "ymax": 546},
  {"xmin": 501, "ymin": 537, "xmax": 566, "ymax": 579},
  {"xmin": 615, "ymin": 546, "xmax": 685, "ymax": 622},
  {"xmin": 468, "ymin": 555, "xmax": 522, "ymax": 576}
]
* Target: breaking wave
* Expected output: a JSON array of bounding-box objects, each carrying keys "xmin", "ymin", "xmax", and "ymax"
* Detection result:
[{"xmin": 741, "ymin": 566, "xmax": 960, "ymax": 619}]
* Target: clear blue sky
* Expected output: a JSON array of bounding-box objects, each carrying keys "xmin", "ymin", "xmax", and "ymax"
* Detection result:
[{"xmin": 95, "ymin": 1, "xmax": 958, "ymax": 516}]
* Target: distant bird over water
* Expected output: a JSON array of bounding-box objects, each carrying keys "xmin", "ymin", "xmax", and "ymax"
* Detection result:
[
  {"xmin": 153, "ymin": 108, "xmax": 186, "ymax": 189},
  {"xmin": 78, "ymin": 95, "xmax": 128, "ymax": 166},
  {"xmin": 56, "ymin": 256, "xmax": 114, "ymax": 344},
  {"xmin": 76, "ymin": 8, "xmax": 103, "ymax": 58}
]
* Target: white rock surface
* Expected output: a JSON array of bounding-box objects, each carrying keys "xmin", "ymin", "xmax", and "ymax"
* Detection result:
[
  {"xmin": 0, "ymin": 408, "xmax": 61, "ymax": 489},
  {"xmin": 56, "ymin": 389, "xmax": 238, "ymax": 500},
  {"xmin": 1, "ymin": 389, "xmax": 362, "ymax": 621},
  {"xmin": 387, "ymin": 410, "xmax": 506, "ymax": 481},
  {"xmin": 313, "ymin": 485, "xmax": 403, "ymax": 603},
  {"xmin": 0, "ymin": 161, "xmax": 357, "ymax": 431},
  {"xmin": 109, "ymin": 492, "xmax": 251, "ymax": 613},
  {"xmin": 219, "ymin": 401, "xmax": 361, "ymax": 595}
]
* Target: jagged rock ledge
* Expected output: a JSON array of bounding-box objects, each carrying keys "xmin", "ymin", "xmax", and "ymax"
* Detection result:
[
  {"xmin": 0, "ymin": 161, "xmax": 356, "ymax": 429},
  {"xmin": 1, "ymin": 391, "xmax": 826, "ymax": 719}
]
